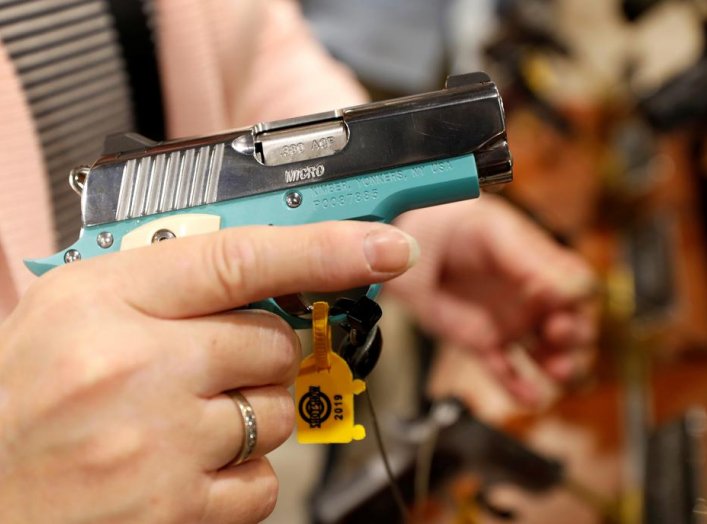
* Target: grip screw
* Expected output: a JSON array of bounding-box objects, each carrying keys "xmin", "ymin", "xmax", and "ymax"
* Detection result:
[
  {"xmin": 97, "ymin": 232, "xmax": 114, "ymax": 249},
  {"xmin": 285, "ymin": 191, "xmax": 302, "ymax": 208},
  {"xmin": 64, "ymin": 249, "xmax": 81, "ymax": 264},
  {"xmin": 151, "ymin": 229, "xmax": 176, "ymax": 243}
]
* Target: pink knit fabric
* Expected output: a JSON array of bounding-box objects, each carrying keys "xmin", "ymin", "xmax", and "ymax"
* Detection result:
[
  {"xmin": 0, "ymin": 41, "xmax": 55, "ymax": 304},
  {"xmin": 0, "ymin": 0, "xmax": 367, "ymax": 317},
  {"xmin": 155, "ymin": 0, "xmax": 368, "ymax": 136}
]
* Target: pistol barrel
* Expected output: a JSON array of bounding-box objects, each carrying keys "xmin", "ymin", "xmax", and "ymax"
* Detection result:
[{"xmin": 476, "ymin": 140, "xmax": 513, "ymax": 187}]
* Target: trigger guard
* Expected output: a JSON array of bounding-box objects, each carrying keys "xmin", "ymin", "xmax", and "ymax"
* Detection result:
[{"xmin": 248, "ymin": 284, "xmax": 382, "ymax": 329}]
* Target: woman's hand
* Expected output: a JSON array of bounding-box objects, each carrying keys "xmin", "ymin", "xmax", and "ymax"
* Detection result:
[
  {"xmin": 0, "ymin": 222, "xmax": 417, "ymax": 523},
  {"xmin": 388, "ymin": 195, "xmax": 598, "ymax": 405}
]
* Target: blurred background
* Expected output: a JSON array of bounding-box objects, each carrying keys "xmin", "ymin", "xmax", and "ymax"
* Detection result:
[{"xmin": 267, "ymin": 0, "xmax": 707, "ymax": 522}]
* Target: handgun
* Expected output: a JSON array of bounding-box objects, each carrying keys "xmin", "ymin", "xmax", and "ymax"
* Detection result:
[{"xmin": 26, "ymin": 72, "xmax": 512, "ymax": 328}]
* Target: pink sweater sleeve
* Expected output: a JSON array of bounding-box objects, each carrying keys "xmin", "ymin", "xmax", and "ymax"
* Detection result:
[
  {"xmin": 0, "ymin": 42, "xmax": 55, "ymax": 301},
  {"xmin": 224, "ymin": 0, "xmax": 370, "ymax": 126},
  {"xmin": 158, "ymin": 0, "xmax": 368, "ymax": 137}
]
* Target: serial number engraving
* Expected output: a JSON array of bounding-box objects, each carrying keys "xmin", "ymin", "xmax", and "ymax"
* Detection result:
[
  {"xmin": 313, "ymin": 189, "xmax": 379, "ymax": 209},
  {"xmin": 285, "ymin": 164, "xmax": 325, "ymax": 184}
]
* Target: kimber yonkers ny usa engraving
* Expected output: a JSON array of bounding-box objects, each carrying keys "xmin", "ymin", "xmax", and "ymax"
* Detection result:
[{"xmin": 25, "ymin": 72, "xmax": 513, "ymax": 327}]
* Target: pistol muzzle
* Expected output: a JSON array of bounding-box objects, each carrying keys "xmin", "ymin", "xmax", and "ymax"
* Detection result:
[{"xmin": 476, "ymin": 140, "xmax": 513, "ymax": 187}]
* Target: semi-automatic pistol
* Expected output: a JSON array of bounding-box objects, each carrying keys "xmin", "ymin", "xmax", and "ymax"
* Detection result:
[{"xmin": 26, "ymin": 72, "xmax": 513, "ymax": 327}]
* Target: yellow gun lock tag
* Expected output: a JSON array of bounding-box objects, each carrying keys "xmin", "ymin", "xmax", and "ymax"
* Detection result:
[{"xmin": 295, "ymin": 301, "xmax": 366, "ymax": 444}]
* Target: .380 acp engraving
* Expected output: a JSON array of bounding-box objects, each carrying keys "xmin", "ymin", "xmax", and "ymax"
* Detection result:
[{"xmin": 258, "ymin": 121, "xmax": 348, "ymax": 167}]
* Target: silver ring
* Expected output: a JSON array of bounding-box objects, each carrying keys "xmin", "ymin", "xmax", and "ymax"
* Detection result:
[{"xmin": 227, "ymin": 390, "xmax": 257, "ymax": 466}]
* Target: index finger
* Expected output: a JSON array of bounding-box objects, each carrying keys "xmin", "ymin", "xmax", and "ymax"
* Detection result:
[{"xmin": 80, "ymin": 221, "xmax": 418, "ymax": 319}]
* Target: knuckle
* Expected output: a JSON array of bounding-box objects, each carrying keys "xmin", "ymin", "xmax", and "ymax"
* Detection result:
[
  {"xmin": 262, "ymin": 480, "xmax": 279, "ymax": 520},
  {"xmin": 256, "ymin": 462, "xmax": 279, "ymax": 521},
  {"xmin": 56, "ymin": 345, "xmax": 125, "ymax": 397},
  {"xmin": 276, "ymin": 390, "xmax": 296, "ymax": 436},
  {"xmin": 259, "ymin": 313, "xmax": 301, "ymax": 381},
  {"xmin": 262, "ymin": 386, "xmax": 295, "ymax": 440},
  {"xmin": 207, "ymin": 228, "xmax": 270, "ymax": 305},
  {"xmin": 313, "ymin": 225, "xmax": 356, "ymax": 280},
  {"xmin": 53, "ymin": 328, "xmax": 150, "ymax": 403},
  {"xmin": 209, "ymin": 231, "xmax": 259, "ymax": 305},
  {"xmin": 74, "ymin": 426, "xmax": 147, "ymax": 475},
  {"xmin": 270, "ymin": 336, "xmax": 301, "ymax": 384}
]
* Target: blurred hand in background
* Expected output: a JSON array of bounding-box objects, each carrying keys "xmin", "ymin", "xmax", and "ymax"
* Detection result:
[{"xmin": 388, "ymin": 195, "xmax": 598, "ymax": 407}]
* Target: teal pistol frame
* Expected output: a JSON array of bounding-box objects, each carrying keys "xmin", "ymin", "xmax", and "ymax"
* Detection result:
[{"xmin": 26, "ymin": 72, "xmax": 512, "ymax": 328}]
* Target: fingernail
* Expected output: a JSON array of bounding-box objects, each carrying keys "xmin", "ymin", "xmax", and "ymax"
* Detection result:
[{"xmin": 364, "ymin": 227, "xmax": 419, "ymax": 273}]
